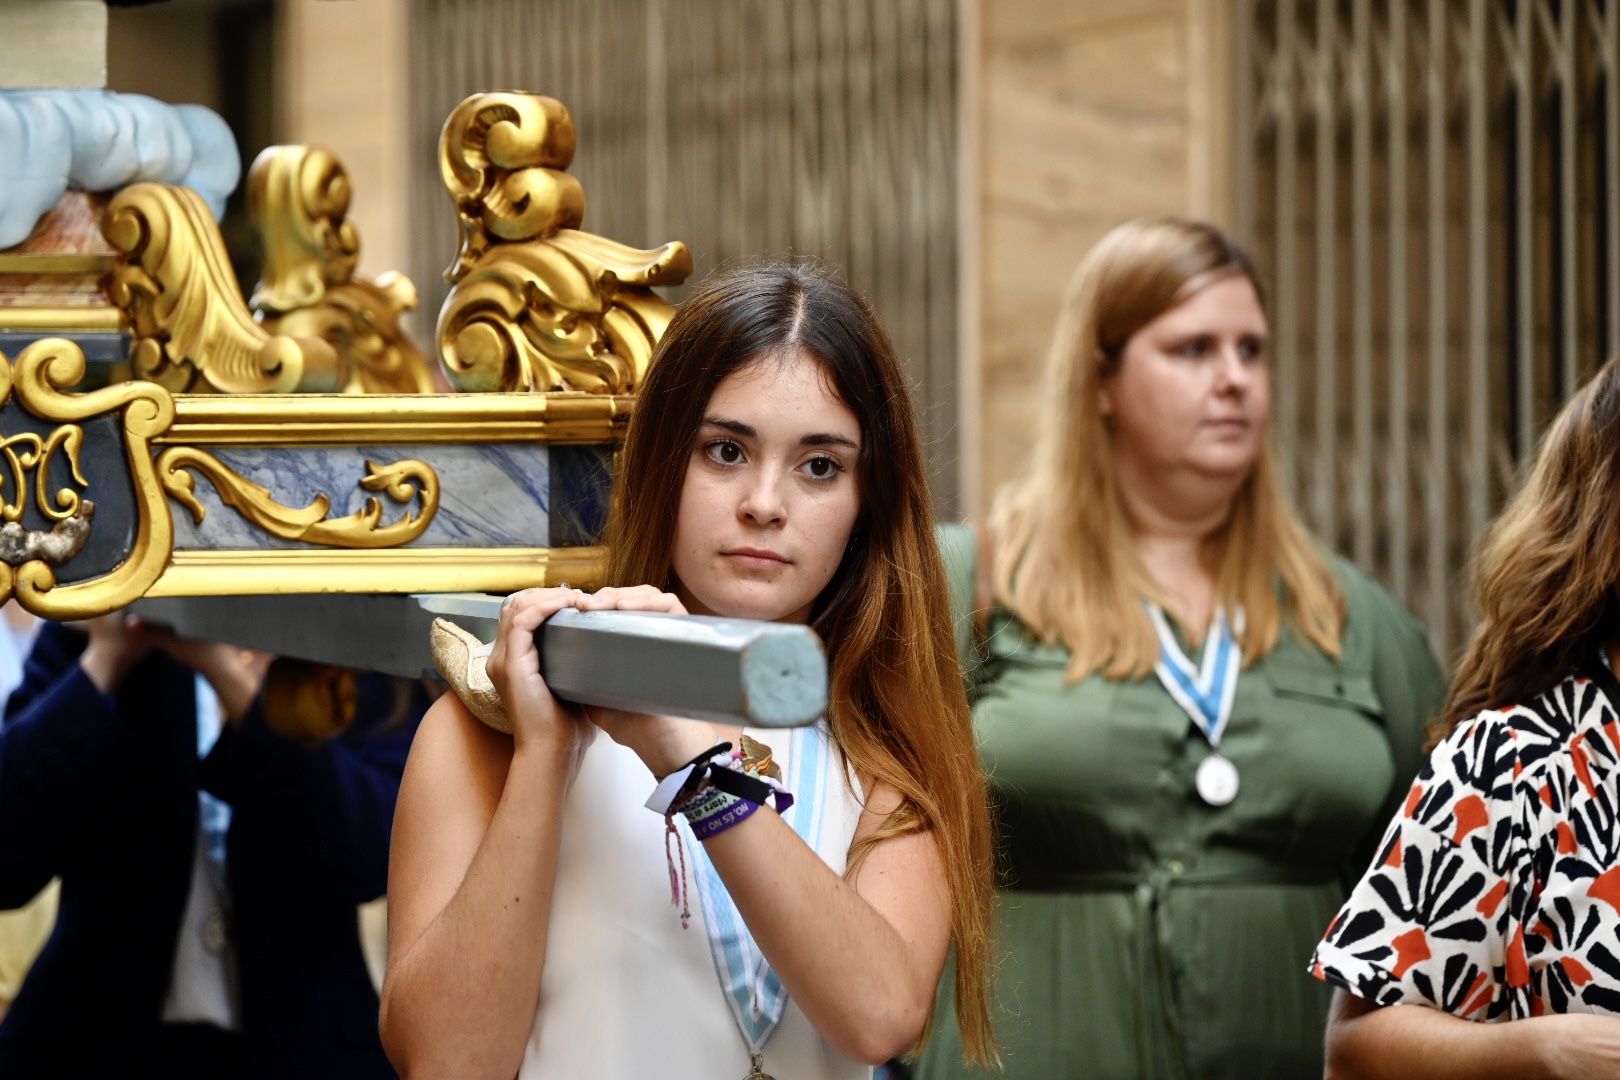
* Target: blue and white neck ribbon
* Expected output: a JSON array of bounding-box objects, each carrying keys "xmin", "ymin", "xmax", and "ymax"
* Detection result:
[
  {"xmin": 1145, "ymin": 603, "xmax": 1245, "ymax": 750},
  {"xmin": 683, "ymin": 724, "xmax": 831, "ymax": 1058}
]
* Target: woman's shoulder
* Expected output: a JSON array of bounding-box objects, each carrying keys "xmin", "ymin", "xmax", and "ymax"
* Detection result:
[
  {"xmin": 1417, "ymin": 671, "xmax": 1613, "ymax": 819},
  {"xmin": 1324, "ymin": 554, "xmax": 1421, "ymax": 629},
  {"xmin": 1438, "ymin": 668, "xmax": 1613, "ymax": 765},
  {"xmin": 1320, "ymin": 554, "xmax": 1438, "ymax": 666}
]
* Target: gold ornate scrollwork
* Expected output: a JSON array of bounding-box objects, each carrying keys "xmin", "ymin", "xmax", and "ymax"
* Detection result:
[
  {"xmin": 0, "ymin": 427, "xmax": 87, "ymax": 522},
  {"xmin": 103, "ymin": 183, "xmax": 342, "ymax": 394},
  {"xmin": 437, "ymin": 93, "xmax": 693, "ymax": 394},
  {"xmin": 0, "ymin": 338, "xmax": 177, "ymax": 619},
  {"xmin": 157, "ymin": 449, "xmax": 440, "ymax": 549},
  {"xmin": 248, "ymin": 146, "xmax": 436, "ymax": 395}
]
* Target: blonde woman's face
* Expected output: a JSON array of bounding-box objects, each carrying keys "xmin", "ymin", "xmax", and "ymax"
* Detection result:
[
  {"xmin": 669, "ymin": 353, "xmax": 863, "ymax": 625},
  {"xmin": 1099, "ymin": 272, "xmax": 1271, "ymax": 483}
]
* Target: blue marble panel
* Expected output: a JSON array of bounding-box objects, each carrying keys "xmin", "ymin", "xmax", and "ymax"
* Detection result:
[
  {"xmin": 170, "ymin": 444, "xmax": 551, "ymax": 551},
  {"xmin": 548, "ymin": 445, "xmax": 613, "ymax": 546}
]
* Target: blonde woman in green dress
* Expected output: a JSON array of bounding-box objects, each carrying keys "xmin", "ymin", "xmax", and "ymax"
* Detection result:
[{"xmin": 915, "ymin": 217, "xmax": 1445, "ymax": 1079}]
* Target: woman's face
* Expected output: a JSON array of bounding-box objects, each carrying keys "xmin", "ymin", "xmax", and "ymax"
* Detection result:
[
  {"xmin": 670, "ymin": 351, "xmax": 863, "ymax": 624},
  {"xmin": 1099, "ymin": 271, "xmax": 1271, "ymax": 483}
]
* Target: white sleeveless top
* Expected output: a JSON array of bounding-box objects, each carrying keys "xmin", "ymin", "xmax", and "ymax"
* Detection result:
[{"xmin": 519, "ymin": 722, "xmax": 873, "ymax": 1080}]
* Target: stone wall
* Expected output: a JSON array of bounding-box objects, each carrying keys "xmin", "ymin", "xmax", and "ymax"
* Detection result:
[
  {"xmin": 275, "ymin": 0, "xmax": 413, "ymax": 317},
  {"xmin": 967, "ymin": 0, "xmax": 1225, "ymax": 512}
]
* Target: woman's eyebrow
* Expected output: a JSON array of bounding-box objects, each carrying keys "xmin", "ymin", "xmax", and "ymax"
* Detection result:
[
  {"xmin": 701, "ymin": 416, "xmax": 755, "ymax": 438},
  {"xmin": 702, "ymin": 417, "xmax": 858, "ymax": 451},
  {"xmin": 800, "ymin": 433, "xmax": 859, "ymax": 450}
]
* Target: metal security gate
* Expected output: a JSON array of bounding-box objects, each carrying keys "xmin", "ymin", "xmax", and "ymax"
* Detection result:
[
  {"xmin": 1235, "ymin": 0, "xmax": 1620, "ymax": 662},
  {"xmin": 408, "ymin": 0, "xmax": 962, "ymax": 513}
]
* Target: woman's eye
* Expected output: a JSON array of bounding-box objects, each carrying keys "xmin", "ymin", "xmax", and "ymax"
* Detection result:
[
  {"xmin": 1239, "ymin": 337, "xmax": 1267, "ymax": 362},
  {"xmin": 703, "ymin": 440, "xmax": 745, "ymax": 466},
  {"xmin": 803, "ymin": 455, "xmax": 842, "ymax": 480},
  {"xmin": 1176, "ymin": 336, "xmax": 1214, "ymax": 358}
]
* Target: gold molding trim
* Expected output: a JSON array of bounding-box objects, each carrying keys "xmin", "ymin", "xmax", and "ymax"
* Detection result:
[
  {"xmin": 148, "ymin": 545, "xmax": 607, "ymax": 596},
  {"xmin": 103, "ymin": 183, "xmax": 342, "ymax": 394},
  {"xmin": 0, "ymin": 254, "xmax": 117, "ymax": 274},
  {"xmin": 0, "ymin": 307, "xmax": 124, "ymax": 332},
  {"xmin": 159, "ymin": 449, "xmax": 441, "ymax": 549},
  {"xmin": 0, "ymin": 338, "xmax": 177, "ymax": 619},
  {"xmin": 248, "ymin": 146, "xmax": 436, "ymax": 395},
  {"xmin": 0, "ymin": 342, "xmax": 616, "ymax": 616},
  {"xmin": 437, "ymin": 93, "xmax": 692, "ymax": 394},
  {"xmin": 157, "ymin": 391, "xmax": 632, "ymax": 446}
]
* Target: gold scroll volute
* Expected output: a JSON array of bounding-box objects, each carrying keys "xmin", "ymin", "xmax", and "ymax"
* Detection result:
[
  {"xmin": 249, "ymin": 145, "xmax": 360, "ymax": 312},
  {"xmin": 102, "ymin": 183, "xmax": 343, "ymax": 395},
  {"xmin": 248, "ymin": 146, "xmax": 435, "ymax": 395},
  {"xmin": 436, "ymin": 92, "xmax": 693, "ymax": 395}
]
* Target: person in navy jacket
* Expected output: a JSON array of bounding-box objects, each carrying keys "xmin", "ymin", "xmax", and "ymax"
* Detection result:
[{"xmin": 0, "ymin": 612, "xmax": 425, "ymax": 1078}]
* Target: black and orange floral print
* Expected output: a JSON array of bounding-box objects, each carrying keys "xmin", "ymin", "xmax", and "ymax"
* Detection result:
[{"xmin": 1311, "ymin": 659, "xmax": 1620, "ymax": 1019}]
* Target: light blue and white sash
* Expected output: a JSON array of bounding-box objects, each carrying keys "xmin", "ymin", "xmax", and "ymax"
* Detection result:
[
  {"xmin": 683, "ymin": 724, "xmax": 833, "ymax": 1060},
  {"xmin": 1145, "ymin": 603, "xmax": 1244, "ymax": 751}
]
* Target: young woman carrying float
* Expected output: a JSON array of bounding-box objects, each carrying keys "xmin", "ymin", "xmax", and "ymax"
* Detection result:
[{"xmin": 378, "ymin": 264, "xmax": 996, "ymax": 1080}]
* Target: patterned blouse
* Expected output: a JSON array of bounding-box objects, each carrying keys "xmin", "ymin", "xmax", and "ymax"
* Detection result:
[{"xmin": 1310, "ymin": 658, "xmax": 1620, "ymax": 1019}]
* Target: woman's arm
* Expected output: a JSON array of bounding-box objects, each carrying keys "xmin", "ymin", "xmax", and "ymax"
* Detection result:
[
  {"xmin": 1325, "ymin": 989, "xmax": 1620, "ymax": 1080},
  {"xmin": 379, "ymin": 589, "xmax": 585, "ymax": 1080},
  {"xmin": 0, "ymin": 619, "xmax": 155, "ymax": 905},
  {"xmin": 705, "ymin": 779, "xmax": 951, "ymax": 1064},
  {"xmin": 613, "ymin": 711, "xmax": 949, "ymax": 1064},
  {"xmin": 575, "ymin": 584, "xmax": 952, "ymax": 1063}
]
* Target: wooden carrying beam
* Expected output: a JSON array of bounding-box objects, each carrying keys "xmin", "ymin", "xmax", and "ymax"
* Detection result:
[{"xmin": 133, "ymin": 594, "xmax": 827, "ymax": 729}]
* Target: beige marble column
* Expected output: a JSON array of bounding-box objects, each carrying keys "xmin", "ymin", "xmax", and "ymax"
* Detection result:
[
  {"xmin": 275, "ymin": 0, "xmax": 413, "ymax": 299},
  {"xmin": 0, "ymin": 0, "xmax": 106, "ymax": 90},
  {"xmin": 964, "ymin": 0, "xmax": 1229, "ymax": 510}
]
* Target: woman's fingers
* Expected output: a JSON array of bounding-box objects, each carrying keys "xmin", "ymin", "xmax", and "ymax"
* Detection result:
[
  {"xmin": 574, "ymin": 585, "xmax": 687, "ymax": 616},
  {"xmin": 489, "ymin": 588, "xmax": 581, "ymax": 681}
]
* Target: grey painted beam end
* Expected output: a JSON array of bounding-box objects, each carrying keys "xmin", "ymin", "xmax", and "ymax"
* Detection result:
[
  {"xmin": 418, "ymin": 595, "xmax": 826, "ymax": 728},
  {"xmin": 133, "ymin": 593, "xmax": 827, "ymax": 728}
]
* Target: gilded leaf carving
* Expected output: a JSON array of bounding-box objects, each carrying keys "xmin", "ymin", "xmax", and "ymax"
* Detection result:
[
  {"xmin": 103, "ymin": 183, "xmax": 342, "ymax": 394},
  {"xmin": 248, "ymin": 146, "xmax": 436, "ymax": 395},
  {"xmin": 436, "ymin": 93, "xmax": 692, "ymax": 394},
  {"xmin": 0, "ymin": 338, "xmax": 176, "ymax": 617}
]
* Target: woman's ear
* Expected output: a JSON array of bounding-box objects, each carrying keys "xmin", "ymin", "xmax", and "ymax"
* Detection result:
[{"xmin": 1096, "ymin": 348, "xmax": 1114, "ymax": 417}]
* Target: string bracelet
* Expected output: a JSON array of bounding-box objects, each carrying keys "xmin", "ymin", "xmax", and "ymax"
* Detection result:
[{"xmin": 644, "ymin": 737, "xmax": 795, "ymax": 928}]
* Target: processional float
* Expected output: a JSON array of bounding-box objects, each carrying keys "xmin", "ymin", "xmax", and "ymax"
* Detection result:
[{"xmin": 0, "ymin": 87, "xmax": 825, "ymax": 731}]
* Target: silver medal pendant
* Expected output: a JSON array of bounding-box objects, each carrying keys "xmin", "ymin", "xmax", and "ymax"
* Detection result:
[
  {"xmin": 1195, "ymin": 753, "xmax": 1240, "ymax": 806},
  {"xmin": 744, "ymin": 1052, "xmax": 775, "ymax": 1080}
]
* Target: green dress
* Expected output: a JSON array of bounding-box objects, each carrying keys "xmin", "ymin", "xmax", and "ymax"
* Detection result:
[{"xmin": 916, "ymin": 529, "xmax": 1444, "ymax": 1080}]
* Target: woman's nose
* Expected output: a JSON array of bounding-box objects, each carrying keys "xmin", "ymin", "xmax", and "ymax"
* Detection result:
[
  {"xmin": 738, "ymin": 471, "xmax": 787, "ymax": 525},
  {"xmin": 1214, "ymin": 346, "xmax": 1251, "ymax": 393}
]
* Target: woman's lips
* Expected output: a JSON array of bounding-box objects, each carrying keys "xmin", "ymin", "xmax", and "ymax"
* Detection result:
[{"xmin": 723, "ymin": 548, "xmax": 791, "ymax": 569}]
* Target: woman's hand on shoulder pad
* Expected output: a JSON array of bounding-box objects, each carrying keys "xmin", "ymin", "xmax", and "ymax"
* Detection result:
[{"xmin": 487, "ymin": 587, "xmax": 587, "ymax": 756}]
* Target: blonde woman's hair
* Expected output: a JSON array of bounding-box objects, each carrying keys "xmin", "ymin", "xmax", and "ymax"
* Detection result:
[
  {"xmin": 991, "ymin": 216, "xmax": 1345, "ymax": 681},
  {"xmin": 1441, "ymin": 354, "xmax": 1620, "ymax": 739}
]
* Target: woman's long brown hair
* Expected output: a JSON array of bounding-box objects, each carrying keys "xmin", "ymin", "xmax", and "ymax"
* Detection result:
[
  {"xmin": 1441, "ymin": 354, "xmax": 1620, "ymax": 739},
  {"xmin": 603, "ymin": 263, "xmax": 996, "ymax": 1065}
]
